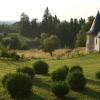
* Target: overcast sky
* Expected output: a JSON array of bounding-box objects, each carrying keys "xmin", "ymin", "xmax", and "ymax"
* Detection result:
[{"xmin": 0, "ymin": 0, "xmax": 100, "ymax": 21}]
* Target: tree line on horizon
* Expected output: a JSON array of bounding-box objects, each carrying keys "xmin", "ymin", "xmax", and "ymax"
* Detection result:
[{"xmin": 0, "ymin": 7, "xmax": 95, "ymax": 50}]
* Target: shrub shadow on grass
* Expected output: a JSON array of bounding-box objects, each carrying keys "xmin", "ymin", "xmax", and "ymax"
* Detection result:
[
  {"xmin": 81, "ymin": 87, "xmax": 100, "ymax": 99},
  {"xmin": 57, "ymin": 96, "xmax": 77, "ymax": 100},
  {"xmin": 65, "ymin": 96, "xmax": 77, "ymax": 100},
  {"xmin": 33, "ymin": 77, "xmax": 50, "ymax": 91},
  {"xmin": 0, "ymin": 58, "xmax": 22, "ymax": 66},
  {"xmin": 38, "ymin": 73, "xmax": 50, "ymax": 77},
  {"xmin": 29, "ymin": 93, "xmax": 45, "ymax": 100},
  {"xmin": 14, "ymin": 92, "xmax": 45, "ymax": 100},
  {"xmin": 0, "ymin": 57, "xmax": 28, "ymax": 64},
  {"xmin": 87, "ymin": 79, "xmax": 100, "ymax": 86}
]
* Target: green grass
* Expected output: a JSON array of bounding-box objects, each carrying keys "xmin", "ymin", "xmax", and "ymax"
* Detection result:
[{"xmin": 0, "ymin": 53, "xmax": 100, "ymax": 100}]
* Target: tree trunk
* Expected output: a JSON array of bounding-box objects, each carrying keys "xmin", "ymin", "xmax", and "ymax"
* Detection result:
[{"xmin": 50, "ymin": 52, "xmax": 53, "ymax": 56}]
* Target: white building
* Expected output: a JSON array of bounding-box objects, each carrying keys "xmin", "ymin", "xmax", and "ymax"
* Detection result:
[{"xmin": 86, "ymin": 11, "xmax": 100, "ymax": 53}]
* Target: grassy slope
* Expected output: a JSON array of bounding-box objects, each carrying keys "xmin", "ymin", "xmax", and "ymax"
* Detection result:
[{"xmin": 0, "ymin": 53, "xmax": 100, "ymax": 100}]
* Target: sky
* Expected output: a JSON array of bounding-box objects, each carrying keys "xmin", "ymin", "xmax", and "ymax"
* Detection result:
[{"xmin": 0, "ymin": 0, "xmax": 100, "ymax": 21}]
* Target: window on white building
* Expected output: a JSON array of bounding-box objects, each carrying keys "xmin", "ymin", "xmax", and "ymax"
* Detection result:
[{"xmin": 96, "ymin": 39, "xmax": 97, "ymax": 44}]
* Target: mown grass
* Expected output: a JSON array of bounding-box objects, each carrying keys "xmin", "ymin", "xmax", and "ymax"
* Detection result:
[{"xmin": 0, "ymin": 53, "xmax": 100, "ymax": 100}]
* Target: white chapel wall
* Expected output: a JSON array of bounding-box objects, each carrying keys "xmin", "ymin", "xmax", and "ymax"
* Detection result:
[
  {"xmin": 86, "ymin": 35, "xmax": 95, "ymax": 53},
  {"xmin": 94, "ymin": 37, "xmax": 100, "ymax": 52}
]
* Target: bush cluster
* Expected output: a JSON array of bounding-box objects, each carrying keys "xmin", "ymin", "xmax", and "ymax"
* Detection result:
[
  {"xmin": 67, "ymin": 71, "xmax": 86, "ymax": 91},
  {"xmin": 0, "ymin": 45, "xmax": 20, "ymax": 60},
  {"xmin": 33, "ymin": 60, "xmax": 49, "ymax": 74},
  {"xmin": 17, "ymin": 67, "xmax": 35, "ymax": 79},
  {"xmin": 69, "ymin": 65, "xmax": 83, "ymax": 73},
  {"xmin": 2, "ymin": 60, "xmax": 88, "ymax": 99},
  {"xmin": 1, "ymin": 35, "xmax": 22, "ymax": 49},
  {"xmin": 5, "ymin": 73, "xmax": 32, "ymax": 98},
  {"xmin": 51, "ymin": 64, "xmax": 86, "ymax": 98},
  {"xmin": 51, "ymin": 81, "xmax": 69, "ymax": 98},
  {"xmin": 96, "ymin": 71, "xmax": 100, "ymax": 79},
  {"xmin": 51, "ymin": 66, "xmax": 68, "ymax": 81},
  {"xmin": 2, "ymin": 73, "xmax": 13, "ymax": 87}
]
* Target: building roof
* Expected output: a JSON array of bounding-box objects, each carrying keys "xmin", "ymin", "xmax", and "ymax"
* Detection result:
[
  {"xmin": 87, "ymin": 11, "xmax": 100, "ymax": 36},
  {"xmin": 96, "ymin": 31, "xmax": 100, "ymax": 38}
]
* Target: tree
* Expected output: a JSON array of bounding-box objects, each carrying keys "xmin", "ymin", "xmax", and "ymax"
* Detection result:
[
  {"xmin": 69, "ymin": 18, "xmax": 81, "ymax": 48},
  {"xmin": 75, "ymin": 31, "xmax": 86, "ymax": 47},
  {"xmin": 19, "ymin": 12, "xmax": 31, "ymax": 37},
  {"xmin": 40, "ymin": 33, "xmax": 48, "ymax": 43},
  {"xmin": 75, "ymin": 16, "xmax": 94, "ymax": 47},
  {"xmin": 58, "ymin": 21, "xmax": 70, "ymax": 47},
  {"xmin": 79, "ymin": 17, "xmax": 85, "ymax": 29},
  {"xmin": 81, "ymin": 16, "xmax": 94, "ymax": 32},
  {"xmin": 52, "ymin": 15, "xmax": 60, "ymax": 36},
  {"xmin": 1, "ymin": 35, "xmax": 21, "ymax": 49},
  {"xmin": 41, "ymin": 7, "xmax": 51, "ymax": 33},
  {"xmin": 42, "ymin": 35, "xmax": 60, "ymax": 56},
  {"xmin": 10, "ymin": 35, "xmax": 21, "ymax": 49},
  {"xmin": 31, "ymin": 18, "xmax": 39, "ymax": 37},
  {"xmin": 41, "ymin": 7, "xmax": 57, "ymax": 35}
]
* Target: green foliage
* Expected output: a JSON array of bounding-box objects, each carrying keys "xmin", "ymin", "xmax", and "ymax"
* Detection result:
[
  {"xmin": 96, "ymin": 71, "xmax": 100, "ymax": 79},
  {"xmin": 42, "ymin": 7, "xmax": 52, "ymax": 33},
  {"xmin": 20, "ymin": 13, "xmax": 31, "ymax": 37},
  {"xmin": 51, "ymin": 66, "xmax": 68, "ymax": 81},
  {"xmin": 40, "ymin": 33, "xmax": 48, "ymax": 40},
  {"xmin": 2, "ymin": 73, "xmax": 13, "ymax": 87},
  {"xmin": 75, "ymin": 31, "xmax": 86, "ymax": 47},
  {"xmin": 69, "ymin": 65, "xmax": 83, "ymax": 73},
  {"xmin": 0, "ymin": 44, "xmax": 10, "ymax": 57},
  {"xmin": 0, "ymin": 34, "xmax": 4, "ymax": 41},
  {"xmin": 5, "ymin": 73, "xmax": 32, "ymax": 98},
  {"xmin": 0, "ymin": 45, "xmax": 20, "ymax": 60},
  {"xmin": 0, "ymin": 8, "xmax": 88, "ymax": 48},
  {"xmin": 51, "ymin": 81, "xmax": 69, "ymax": 98},
  {"xmin": 63, "ymin": 65, "xmax": 69, "ymax": 72},
  {"xmin": 0, "ymin": 53, "xmax": 100, "ymax": 99},
  {"xmin": 33, "ymin": 60, "xmax": 49, "ymax": 74},
  {"xmin": 67, "ymin": 71, "xmax": 86, "ymax": 91},
  {"xmin": 18, "ymin": 35, "xmax": 34, "ymax": 49},
  {"xmin": 32, "ymin": 37, "xmax": 41, "ymax": 48},
  {"xmin": 75, "ymin": 16, "xmax": 94, "ymax": 48},
  {"xmin": 1, "ymin": 35, "xmax": 22, "ymax": 49},
  {"xmin": 0, "ymin": 8, "xmax": 94, "ymax": 48},
  {"xmin": 9, "ymin": 51, "xmax": 20, "ymax": 61},
  {"xmin": 31, "ymin": 19, "xmax": 40, "ymax": 38},
  {"xmin": 0, "ymin": 33, "xmax": 39, "ymax": 50},
  {"xmin": 0, "ymin": 24, "xmax": 17, "ymax": 33},
  {"xmin": 17, "ymin": 67, "xmax": 35, "ymax": 79},
  {"xmin": 42, "ymin": 35, "xmax": 60, "ymax": 55}
]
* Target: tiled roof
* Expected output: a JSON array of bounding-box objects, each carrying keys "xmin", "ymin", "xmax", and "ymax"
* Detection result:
[{"xmin": 87, "ymin": 11, "xmax": 100, "ymax": 36}]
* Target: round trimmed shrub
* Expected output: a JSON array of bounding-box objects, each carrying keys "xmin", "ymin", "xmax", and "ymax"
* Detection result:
[
  {"xmin": 17, "ymin": 67, "xmax": 35, "ymax": 79},
  {"xmin": 69, "ymin": 65, "xmax": 83, "ymax": 73},
  {"xmin": 5, "ymin": 73, "xmax": 32, "ymax": 98},
  {"xmin": 67, "ymin": 71, "xmax": 86, "ymax": 91},
  {"xmin": 51, "ymin": 66, "xmax": 68, "ymax": 81},
  {"xmin": 63, "ymin": 65, "xmax": 69, "ymax": 73},
  {"xmin": 2, "ymin": 73, "xmax": 13, "ymax": 87},
  {"xmin": 51, "ymin": 81, "xmax": 69, "ymax": 98},
  {"xmin": 33, "ymin": 60, "xmax": 49, "ymax": 74},
  {"xmin": 96, "ymin": 71, "xmax": 100, "ymax": 79}
]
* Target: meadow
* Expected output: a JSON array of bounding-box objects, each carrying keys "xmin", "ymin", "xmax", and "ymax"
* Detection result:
[{"xmin": 0, "ymin": 49, "xmax": 100, "ymax": 100}]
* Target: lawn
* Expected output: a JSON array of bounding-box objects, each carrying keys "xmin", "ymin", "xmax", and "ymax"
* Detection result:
[{"xmin": 0, "ymin": 53, "xmax": 100, "ymax": 100}]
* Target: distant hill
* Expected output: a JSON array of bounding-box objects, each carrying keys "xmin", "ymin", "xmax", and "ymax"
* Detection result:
[{"xmin": 0, "ymin": 21, "xmax": 16, "ymax": 25}]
